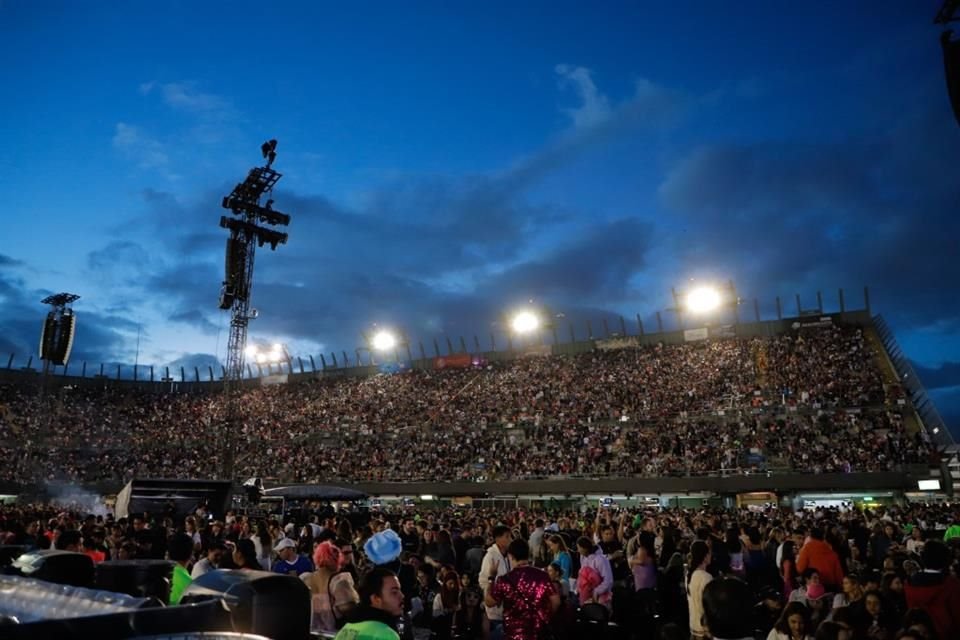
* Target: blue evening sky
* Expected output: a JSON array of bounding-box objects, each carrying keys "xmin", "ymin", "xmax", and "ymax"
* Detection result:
[{"xmin": 1, "ymin": 1, "xmax": 959, "ymax": 433}]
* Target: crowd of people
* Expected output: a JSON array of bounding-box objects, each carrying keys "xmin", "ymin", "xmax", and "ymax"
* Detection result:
[
  {"xmin": 3, "ymin": 500, "xmax": 960, "ymax": 639},
  {"xmin": 0, "ymin": 325, "xmax": 929, "ymax": 485}
]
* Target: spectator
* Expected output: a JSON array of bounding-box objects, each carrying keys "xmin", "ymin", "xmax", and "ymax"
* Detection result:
[
  {"xmin": 478, "ymin": 525, "xmax": 512, "ymax": 640},
  {"xmin": 768, "ymin": 601, "xmax": 815, "ymax": 640},
  {"xmin": 233, "ymin": 539, "xmax": 261, "ymax": 571},
  {"xmin": 851, "ymin": 590, "xmax": 897, "ymax": 640},
  {"xmin": 336, "ymin": 567, "xmax": 405, "ymax": 640},
  {"xmin": 576, "ymin": 536, "xmax": 614, "ymax": 609},
  {"xmin": 904, "ymin": 540, "xmax": 960, "ymax": 640},
  {"xmin": 303, "ymin": 540, "xmax": 359, "ymax": 634},
  {"xmin": 688, "ymin": 540, "xmax": 713, "ymax": 640},
  {"xmin": 546, "ymin": 534, "xmax": 572, "ymax": 582},
  {"xmin": 701, "ymin": 577, "xmax": 756, "ymax": 640},
  {"xmin": 483, "ymin": 539, "xmax": 560, "ymax": 640},
  {"xmin": 272, "ymin": 537, "xmax": 313, "ymax": 576},
  {"xmin": 167, "ymin": 532, "xmax": 194, "ymax": 605},
  {"xmin": 191, "ymin": 541, "xmax": 226, "ymax": 579},
  {"xmin": 797, "ymin": 527, "xmax": 845, "ymax": 592}
]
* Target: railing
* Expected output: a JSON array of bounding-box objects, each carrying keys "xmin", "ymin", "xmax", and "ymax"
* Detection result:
[
  {"xmin": 873, "ymin": 315, "xmax": 954, "ymax": 445},
  {"xmin": 0, "ymin": 305, "xmax": 876, "ymax": 385}
]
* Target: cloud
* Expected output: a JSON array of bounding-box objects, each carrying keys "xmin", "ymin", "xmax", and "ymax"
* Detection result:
[
  {"xmin": 512, "ymin": 70, "xmax": 682, "ymax": 190},
  {"xmin": 112, "ymin": 123, "xmax": 170, "ymax": 170},
  {"xmin": 482, "ymin": 217, "xmax": 653, "ymax": 302},
  {"xmin": 140, "ymin": 81, "xmax": 232, "ymax": 115},
  {"xmin": 911, "ymin": 361, "xmax": 960, "ymax": 391},
  {"xmin": 0, "ymin": 254, "xmax": 23, "ymax": 268},
  {"xmin": 107, "ymin": 66, "xmax": 680, "ymax": 360},
  {"xmin": 657, "ymin": 110, "xmax": 960, "ymax": 333},
  {"xmin": 555, "ymin": 64, "xmax": 612, "ymax": 129},
  {"xmin": 0, "ymin": 266, "xmax": 144, "ymax": 366},
  {"xmin": 164, "ymin": 352, "xmax": 223, "ymax": 378},
  {"xmin": 87, "ymin": 241, "xmax": 150, "ymax": 274},
  {"xmin": 168, "ymin": 309, "xmax": 220, "ymax": 335}
]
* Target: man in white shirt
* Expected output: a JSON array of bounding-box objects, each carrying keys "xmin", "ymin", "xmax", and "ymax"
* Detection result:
[{"xmin": 478, "ymin": 525, "xmax": 512, "ymax": 640}]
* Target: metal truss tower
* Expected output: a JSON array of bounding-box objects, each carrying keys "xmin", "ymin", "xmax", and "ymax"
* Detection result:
[{"xmin": 218, "ymin": 140, "xmax": 291, "ymax": 478}]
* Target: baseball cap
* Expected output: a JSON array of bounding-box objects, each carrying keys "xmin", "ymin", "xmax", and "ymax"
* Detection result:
[{"xmin": 274, "ymin": 537, "xmax": 296, "ymax": 552}]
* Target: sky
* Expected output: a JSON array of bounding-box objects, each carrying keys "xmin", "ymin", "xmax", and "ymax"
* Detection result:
[{"xmin": 1, "ymin": 1, "xmax": 959, "ymax": 435}]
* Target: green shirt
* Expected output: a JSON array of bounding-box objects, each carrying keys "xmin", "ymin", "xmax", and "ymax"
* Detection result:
[
  {"xmin": 334, "ymin": 620, "xmax": 400, "ymax": 640},
  {"xmin": 944, "ymin": 525, "xmax": 960, "ymax": 542},
  {"xmin": 169, "ymin": 564, "xmax": 192, "ymax": 605}
]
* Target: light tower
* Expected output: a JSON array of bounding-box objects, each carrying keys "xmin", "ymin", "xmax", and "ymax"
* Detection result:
[
  {"xmin": 218, "ymin": 140, "xmax": 291, "ymax": 384},
  {"xmin": 23, "ymin": 292, "xmax": 80, "ymax": 479},
  {"xmin": 217, "ymin": 140, "xmax": 292, "ymax": 478}
]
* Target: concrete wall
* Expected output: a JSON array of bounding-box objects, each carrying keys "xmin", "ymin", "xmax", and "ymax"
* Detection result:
[{"xmin": 348, "ymin": 469, "xmax": 917, "ymax": 498}]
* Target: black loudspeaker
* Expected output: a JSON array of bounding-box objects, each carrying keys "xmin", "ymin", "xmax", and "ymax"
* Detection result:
[
  {"xmin": 95, "ymin": 560, "xmax": 174, "ymax": 603},
  {"xmin": 181, "ymin": 569, "xmax": 311, "ymax": 640},
  {"xmin": 944, "ymin": 30, "xmax": 960, "ymax": 126},
  {"xmin": 38, "ymin": 312, "xmax": 77, "ymax": 366},
  {"xmin": 39, "ymin": 312, "xmax": 58, "ymax": 362},
  {"xmin": 224, "ymin": 237, "xmax": 247, "ymax": 294},
  {"xmin": 10, "ymin": 550, "xmax": 95, "ymax": 587}
]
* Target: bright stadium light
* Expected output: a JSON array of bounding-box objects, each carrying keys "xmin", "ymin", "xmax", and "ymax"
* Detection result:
[
  {"xmin": 245, "ymin": 345, "xmax": 259, "ymax": 358},
  {"xmin": 268, "ymin": 343, "xmax": 285, "ymax": 362},
  {"xmin": 372, "ymin": 330, "xmax": 398, "ymax": 351},
  {"xmin": 686, "ymin": 286, "xmax": 722, "ymax": 313},
  {"xmin": 511, "ymin": 310, "xmax": 540, "ymax": 334}
]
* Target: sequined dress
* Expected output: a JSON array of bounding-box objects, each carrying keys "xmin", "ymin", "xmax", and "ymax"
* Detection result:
[{"xmin": 490, "ymin": 565, "xmax": 555, "ymax": 640}]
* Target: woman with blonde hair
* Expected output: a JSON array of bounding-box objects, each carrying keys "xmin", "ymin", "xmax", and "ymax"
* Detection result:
[{"xmin": 301, "ymin": 540, "xmax": 359, "ymax": 634}]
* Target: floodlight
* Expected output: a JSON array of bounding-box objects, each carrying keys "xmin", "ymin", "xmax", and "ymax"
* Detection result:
[
  {"xmin": 372, "ymin": 330, "xmax": 397, "ymax": 351},
  {"xmin": 511, "ymin": 311, "xmax": 540, "ymax": 334},
  {"xmin": 255, "ymin": 352, "xmax": 267, "ymax": 364},
  {"xmin": 918, "ymin": 479, "xmax": 941, "ymax": 491},
  {"xmin": 272, "ymin": 343, "xmax": 283, "ymax": 352},
  {"xmin": 686, "ymin": 286, "xmax": 722, "ymax": 313},
  {"xmin": 245, "ymin": 345, "xmax": 259, "ymax": 358}
]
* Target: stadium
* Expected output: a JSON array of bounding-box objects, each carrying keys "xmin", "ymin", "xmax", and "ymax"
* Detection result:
[
  {"xmin": 3, "ymin": 2, "xmax": 960, "ymax": 639},
  {"xmin": 0, "ymin": 290, "xmax": 955, "ymax": 504},
  {"xmin": 2, "ymin": 281, "xmax": 960, "ymax": 639}
]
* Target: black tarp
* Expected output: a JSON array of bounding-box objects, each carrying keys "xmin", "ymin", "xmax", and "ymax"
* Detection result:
[{"xmin": 262, "ymin": 484, "xmax": 367, "ymax": 501}]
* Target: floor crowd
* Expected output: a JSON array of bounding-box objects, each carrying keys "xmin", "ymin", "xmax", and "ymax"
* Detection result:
[{"xmin": 3, "ymin": 501, "xmax": 960, "ymax": 639}]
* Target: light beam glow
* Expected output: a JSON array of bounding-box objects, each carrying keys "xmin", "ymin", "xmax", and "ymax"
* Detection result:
[
  {"xmin": 686, "ymin": 286, "xmax": 722, "ymax": 313},
  {"xmin": 371, "ymin": 330, "xmax": 397, "ymax": 351},
  {"xmin": 511, "ymin": 311, "xmax": 540, "ymax": 334}
]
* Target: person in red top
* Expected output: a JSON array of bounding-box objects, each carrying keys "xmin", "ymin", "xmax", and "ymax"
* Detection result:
[
  {"xmin": 83, "ymin": 538, "xmax": 106, "ymax": 563},
  {"xmin": 904, "ymin": 539, "xmax": 960, "ymax": 640},
  {"xmin": 795, "ymin": 527, "xmax": 844, "ymax": 592}
]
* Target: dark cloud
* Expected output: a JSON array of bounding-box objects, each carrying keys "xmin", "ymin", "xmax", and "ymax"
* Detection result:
[
  {"xmin": 164, "ymin": 352, "xmax": 223, "ymax": 378},
  {"xmin": 240, "ymin": 214, "xmax": 652, "ymax": 357},
  {"xmin": 0, "ymin": 254, "xmax": 24, "ymax": 268},
  {"xmin": 0, "ymin": 267, "xmax": 143, "ymax": 367},
  {"xmin": 911, "ymin": 361, "xmax": 960, "ymax": 391},
  {"xmin": 483, "ymin": 218, "xmax": 652, "ymax": 302},
  {"xmin": 658, "ymin": 110, "xmax": 960, "ymax": 333},
  {"xmin": 168, "ymin": 309, "xmax": 220, "ymax": 334}
]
